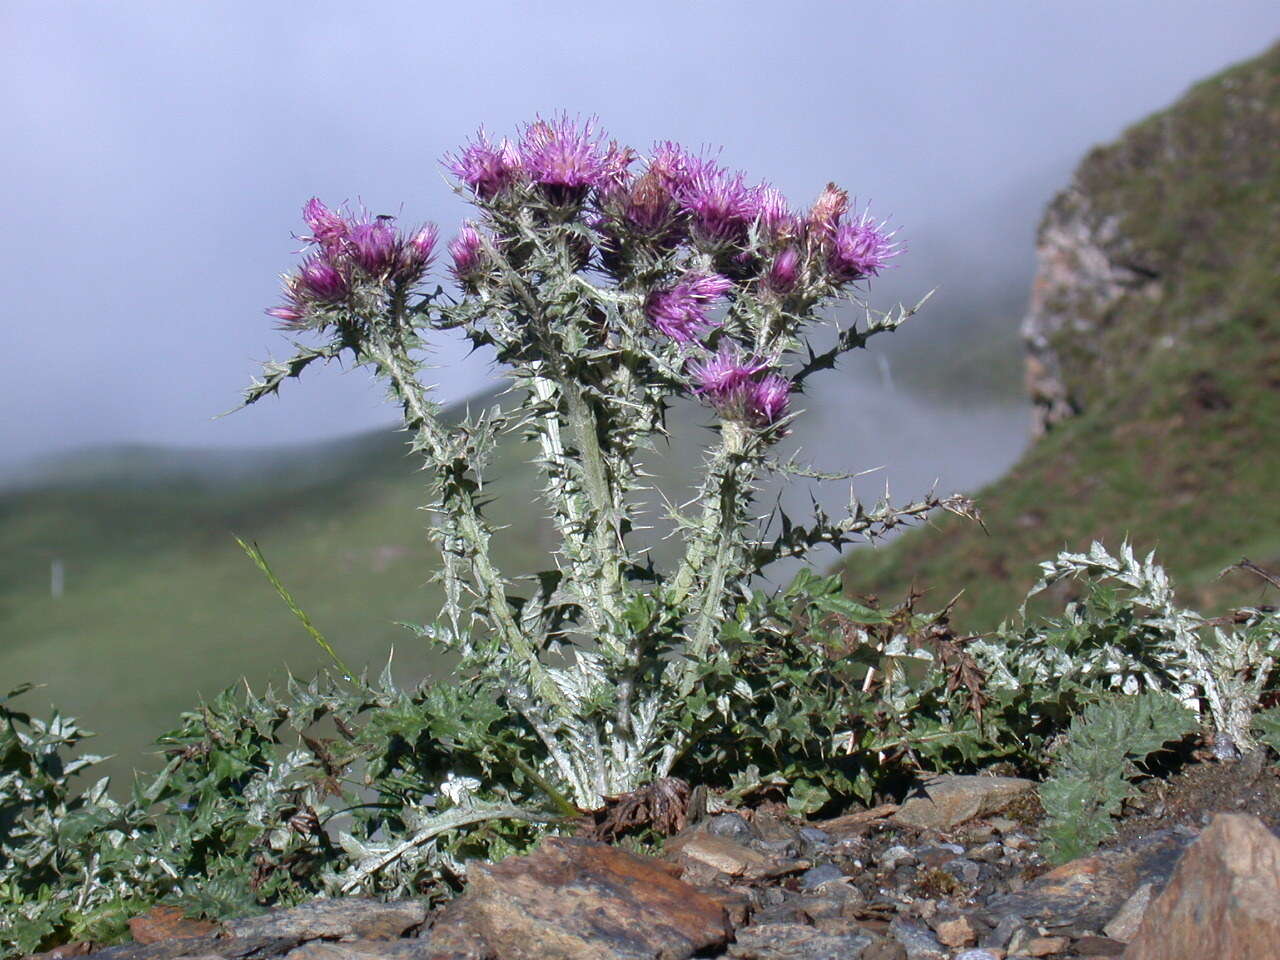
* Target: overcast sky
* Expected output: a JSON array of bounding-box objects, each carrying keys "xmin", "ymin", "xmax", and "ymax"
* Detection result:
[{"xmin": 3, "ymin": 2, "xmax": 1277, "ymax": 474}]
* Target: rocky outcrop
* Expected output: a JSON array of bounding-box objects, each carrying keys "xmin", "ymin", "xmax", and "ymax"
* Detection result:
[
  {"xmin": 1022, "ymin": 197, "xmax": 1161, "ymax": 434},
  {"xmin": 1123, "ymin": 813, "xmax": 1280, "ymax": 960},
  {"xmin": 1021, "ymin": 40, "xmax": 1278, "ymax": 435}
]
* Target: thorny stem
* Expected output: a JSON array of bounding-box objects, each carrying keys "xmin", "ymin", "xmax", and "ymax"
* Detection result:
[{"xmin": 361, "ymin": 331, "xmax": 566, "ymax": 715}]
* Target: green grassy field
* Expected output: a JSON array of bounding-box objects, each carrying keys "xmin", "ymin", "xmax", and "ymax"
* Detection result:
[{"xmin": 0, "ymin": 400, "xmax": 563, "ymax": 784}]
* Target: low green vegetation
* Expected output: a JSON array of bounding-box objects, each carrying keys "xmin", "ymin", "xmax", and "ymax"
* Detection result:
[{"xmin": 4, "ymin": 543, "xmax": 1277, "ymax": 956}]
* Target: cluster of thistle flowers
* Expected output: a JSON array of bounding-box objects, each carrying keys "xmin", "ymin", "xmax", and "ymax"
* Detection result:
[
  {"xmin": 266, "ymin": 200, "xmax": 439, "ymax": 328},
  {"xmin": 268, "ymin": 114, "xmax": 900, "ymax": 428}
]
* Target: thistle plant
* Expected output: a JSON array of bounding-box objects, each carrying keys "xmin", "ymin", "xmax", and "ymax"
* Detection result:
[{"xmin": 247, "ymin": 115, "xmax": 966, "ymax": 811}]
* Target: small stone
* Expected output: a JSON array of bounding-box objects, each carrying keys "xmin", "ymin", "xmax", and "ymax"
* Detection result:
[
  {"xmin": 987, "ymin": 817, "xmax": 1018, "ymax": 834},
  {"xmin": 667, "ymin": 832, "xmax": 774, "ymax": 878},
  {"xmin": 892, "ymin": 776, "xmax": 1036, "ymax": 831},
  {"xmin": 953, "ymin": 952, "xmax": 1000, "ymax": 960},
  {"xmin": 861, "ymin": 941, "xmax": 908, "ymax": 960},
  {"xmin": 799, "ymin": 862, "xmax": 846, "ymax": 889},
  {"xmin": 817, "ymin": 804, "xmax": 900, "ymax": 837},
  {"xmin": 942, "ymin": 859, "xmax": 981, "ymax": 885},
  {"xmin": 707, "ymin": 812, "xmax": 754, "ymax": 843},
  {"xmin": 1070, "ymin": 935, "xmax": 1127, "ymax": 956},
  {"xmin": 968, "ymin": 842, "xmax": 1004, "ymax": 864},
  {"xmin": 932, "ymin": 915, "xmax": 977, "ymax": 948},
  {"xmin": 128, "ymin": 906, "xmax": 217, "ymax": 944},
  {"xmin": 881, "ymin": 845, "xmax": 917, "ymax": 869},
  {"xmin": 1023, "ymin": 935, "xmax": 1069, "ymax": 956},
  {"xmin": 283, "ymin": 943, "xmax": 433, "ymax": 960},
  {"xmin": 1101, "ymin": 882, "xmax": 1152, "ymax": 942},
  {"xmin": 888, "ymin": 917, "xmax": 948, "ymax": 960}
]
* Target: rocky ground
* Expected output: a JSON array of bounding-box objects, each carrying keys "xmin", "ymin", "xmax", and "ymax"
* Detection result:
[{"xmin": 26, "ymin": 756, "xmax": 1280, "ymax": 960}]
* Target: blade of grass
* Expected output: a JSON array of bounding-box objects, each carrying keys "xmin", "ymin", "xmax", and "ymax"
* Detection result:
[{"xmin": 234, "ymin": 536, "xmax": 353, "ymax": 680}]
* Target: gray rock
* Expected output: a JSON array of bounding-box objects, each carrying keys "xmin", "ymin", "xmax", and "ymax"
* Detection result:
[
  {"xmin": 941, "ymin": 859, "xmax": 981, "ymax": 885},
  {"xmin": 223, "ymin": 899, "xmax": 427, "ymax": 942},
  {"xmin": 707, "ymin": 812, "xmax": 754, "ymax": 843},
  {"xmin": 798, "ymin": 827, "xmax": 832, "ymax": 854},
  {"xmin": 892, "ymin": 776, "xmax": 1036, "ymax": 831},
  {"xmin": 728, "ymin": 923, "xmax": 875, "ymax": 960},
  {"xmin": 880, "ymin": 845, "xmax": 916, "ymax": 869},
  {"xmin": 283, "ymin": 943, "xmax": 437, "ymax": 960},
  {"xmin": 1101, "ymin": 881, "xmax": 1153, "ymax": 942},
  {"xmin": 887, "ymin": 918, "xmax": 947, "ymax": 960},
  {"xmin": 90, "ymin": 935, "xmax": 302, "ymax": 960},
  {"xmin": 799, "ymin": 863, "xmax": 846, "ymax": 890}
]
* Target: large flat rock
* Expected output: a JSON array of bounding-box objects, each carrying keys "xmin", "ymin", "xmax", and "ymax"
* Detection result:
[
  {"xmin": 891, "ymin": 775, "xmax": 1036, "ymax": 831},
  {"xmin": 441, "ymin": 837, "xmax": 732, "ymax": 960}
]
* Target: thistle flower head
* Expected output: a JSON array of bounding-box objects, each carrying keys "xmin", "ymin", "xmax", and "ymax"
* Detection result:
[
  {"xmin": 688, "ymin": 346, "xmax": 767, "ymax": 398},
  {"xmin": 348, "ymin": 217, "xmax": 401, "ymax": 276},
  {"xmin": 645, "ymin": 272, "xmax": 733, "ymax": 343},
  {"xmin": 302, "ymin": 197, "xmax": 349, "ymax": 251},
  {"xmin": 265, "ymin": 303, "xmax": 305, "ymax": 327},
  {"xmin": 297, "ymin": 255, "xmax": 349, "ymax": 301},
  {"xmin": 677, "ymin": 157, "xmax": 757, "ymax": 247},
  {"xmin": 445, "ymin": 128, "xmax": 523, "ymax": 201},
  {"xmin": 753, "ymin": 185, "xmax": 796, "ymax": 240},
  {"xmin": 828, "ymin": 208, "xmax": 900, "ymax": 282},
  {"xmin": 745, "ymin": 373, "xmax": 791, "ymax": 426},
  {"xmin": 603, "ymin": 169, "xmax": 682, "ymax": 238},
  {"xmin": 805, "ymin": 183, "xmax": 849, "ymax": 241},
  {"xmin": 396, "ymin": 224, "xmax": 439, "ymax": 281},
  {"xmin": 647, "ymin": 141, "xmax": 696, "ymax": 194},
  {"xmin": 763, "ymin": 246, "xmax": 800, "ymax": 293},
  {"xmin": 448, "ymin": 222, "xmax": 488, "ymax": 287},
  {"xmin": 519, "ymin": 113, "xmax": 620, "ymax": 203}
]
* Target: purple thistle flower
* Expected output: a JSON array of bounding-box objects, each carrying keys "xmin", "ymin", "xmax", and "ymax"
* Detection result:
[
  {"xmin": 395, "ymin": 223, "xmax": 438, "ymax": 281},
  {"xmin": 614, "ymin": 170, "xmax": 682, "ymax": 236},
  {"xmin": 676, "ymin": 157, "xmax": 756, "ymax": 246},
  {"xmin": 302, "ymin": 197, "xmax": 349, "ymax": 252},
  {"xmin": 763, "ymin": 246, "xmax": 800, "ymax": 293},
  {"xmin": 444, "ymin": 128, "xmax": 522, "ymax": 201},
  {"xmin": 518, "ymin": 113, "xmax": 619, "ymax": 203},
  {"xmin": 448, "ymin": 223, "xmax": 488, "ymax": 286},
  {"xmin": 745, "ymin": 374, "xmax": 791, "ymax": 426},
  {"xmin": 828, "ymin": 208, "xmax": 900, "ymax": 282},
  {"xmin": 265, "ymin": 303, "xmax": 305, "ymax": 326},
  {"xmin": 348, "ymin": 217, "xmax": 401, "ymax": 276},
  {"xmin": 645, "ymin": 272, "xmax": 734, "ymax": 343},
  {"xmin": 297, "ymin": 255, "xmax": 349, "ymax": 301},
  {"xmin": 754, "ymin": 185, "xmax": 796, "ymax": 240},
  {"xmin": 688, "ymin": 347, "xmax": 767, "ymax": 398},
  {"xmin": 647, "ymin": 141, "xmax": 696, "ymax": 195}
]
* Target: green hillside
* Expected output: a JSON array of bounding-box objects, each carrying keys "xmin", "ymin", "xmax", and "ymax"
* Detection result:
[
  {"xmin": 0, "ymin": 392, "xmax": 561, "ymax": 783},
  {"xmin": 842, "ymin": 41, "xmax": 1280, "ymax": 627}
]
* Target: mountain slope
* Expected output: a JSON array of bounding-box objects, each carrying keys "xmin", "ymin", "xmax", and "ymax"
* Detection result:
[{"xmin": 842, "ymin": 41, "xmax": 1280, "ymax": 627}]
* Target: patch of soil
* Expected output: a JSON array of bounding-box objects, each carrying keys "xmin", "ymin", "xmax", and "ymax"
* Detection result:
[{"xmin": 1112, "ymin": 752, "xmax": 1280, "ymax": 848}]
